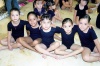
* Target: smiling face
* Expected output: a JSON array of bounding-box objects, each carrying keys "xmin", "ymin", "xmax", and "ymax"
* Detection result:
[
  {"xmin": 10, "ymin": 10, "xmax": 20, "ymax": 22},
  {"xmin": 62, "ymin": 21, "xmax": 73, "ymax": 34},
  {"xmin": 41, "ymin": 18, "xmax": 51, "ymax": 30},
  {"xmin": 28, "ymin": 14, "xmax": 38, "ymax": 27},
  {"xmin": 79, "ymin": 18, "xmax": 89, "ymax": 32}
]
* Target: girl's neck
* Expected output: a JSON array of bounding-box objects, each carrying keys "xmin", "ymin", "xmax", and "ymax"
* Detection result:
[
  {"xmin": 11, "ymin": 19, "xmax": 20, "ymax": 26},
  {"xmin": 79, "ymin": 4, "xmax": 85, "ymax": 10},
  {"xmin": 66, "ymin": 31, "xmax": 72, "ymax": 35},
  {"xmin": 43, "ymin": 27, "xmax": 51, "ymax": 32},
  {"xmin": 83, "ymin": 27, "xmax": 89, "ymax": 33},
  {"xmin": 37, "ymin": 8, "xmax": 42, "ymax": 12},
  {"xmin": 12, "ymin": 19, "xmax": 20, "ymax": 24}
]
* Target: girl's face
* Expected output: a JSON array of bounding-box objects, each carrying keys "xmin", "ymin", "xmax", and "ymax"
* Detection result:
[
  {"xmin": 28, "ymin": 14, "xmax": 38, "ymax": 27},
  {"xmin": 41, "ymin": 19, "xmax": 51, "ymax": 30},
  {"xmin": 79, "ymin": 18, "xmax": 89, "ymax": 31},
  {"xmin": 62, "ymin": 21, "xmax": 73, "ymax": 34},
  {"xmin": 52, "ymin": 5, "xmax": 56, "ymax": 9},
  {"xmin": 81, "ymin": 0, "xmax": 87, "ymax": 6},
  {"xmin": 10, "ymin": 11, "xmax": 20, "ymax": 22},
  {"xmin": 36, "ymin": 1, "xmax": 43, "ymax": 9}
]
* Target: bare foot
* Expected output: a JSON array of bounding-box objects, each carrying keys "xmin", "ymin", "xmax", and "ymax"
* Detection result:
[
  {"xmin": 73, "ymin": 55, "xmax": 77, "ymax": 59},
  {"xmin": 58, "ymin": 55, "xmax": 66, "ymax": 59},
  {"xmin": 98, "ymin": 57, "xmax": 100, "ymax": 62},
  {"xmin": 42, "ymin": 54, "xmax": 47, "ymax": 59}
]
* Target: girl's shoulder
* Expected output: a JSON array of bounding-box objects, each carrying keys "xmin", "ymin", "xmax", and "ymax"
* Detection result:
[
  {"xmin": 7, "ymin": 21, "xmax": 12, "ymax": 26},
  {"xmin": 73, "ymin": 25, "xmax": 78, "ymax": 28},
  {"xmin": 89, "ymin": 27, "xmax": 95, "ymax": 32},
  {"xmin": 20, "ymin": 20, "xmax": 28, "ymax": 24}
]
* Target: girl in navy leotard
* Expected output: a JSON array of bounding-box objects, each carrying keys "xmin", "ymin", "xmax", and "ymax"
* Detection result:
[
  {"xmin": 78, "ymin": 14, "xmax": 100, "ymax": 62},
  {"xmin": 47, "ymin": 1, "xmax": 63, "ymax": 22},
  {"xmin": 35, "ymin": 14, "xmax": 60, "ymax": 59},
  {"xmin": 18, "ymin": 12, "xmax": 42, "ymax": 52},
  {"xmin": 33, "ymin": 0, "xmax": 46, "ymax": 21},
  {"xmin": 0, "ymin": 8, "xmax": 27, "ymax": 50},
  {"xmin": 96, "ymin": 4, "xmax": 100, "ymax": 29},
  {"xmin": 55, "ymin": 18, "xmax": 83, "ymax": 59},
  {"xmin": 73, "ymin": 0, "xmax": 88, "ymax": 24}
]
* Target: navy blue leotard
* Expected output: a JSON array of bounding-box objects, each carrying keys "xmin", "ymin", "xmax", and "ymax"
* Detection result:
[{"xmin": 7, "ymin": 20, "xmax": 28, "ymax": 40}]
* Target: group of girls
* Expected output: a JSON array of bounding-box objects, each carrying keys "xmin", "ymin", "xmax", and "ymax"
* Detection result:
[{"xmin": 0, "ymin": 0, "xmax": 100, "ymax": 63}]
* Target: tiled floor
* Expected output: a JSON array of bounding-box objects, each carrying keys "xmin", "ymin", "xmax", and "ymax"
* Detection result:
[{"xmin": 0, "ymin": 1, "xmax": 100, "ymax": 66}]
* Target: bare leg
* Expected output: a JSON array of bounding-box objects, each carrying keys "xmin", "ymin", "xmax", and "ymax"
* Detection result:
[
  {"xmin": 91, "ymin": 46, "xmax": 100, "ymax": 57},
  {"xmin": 29, "ymin": 38, "xmax": 41, "ymax": 47},
  {"xmin": 55, "ymin": 45, "xmax": 70, "ymax": 55},
  {"xmin": 61, "ymin": 5, "xmax": 66, "ymax": 10},
  {"xmin": 69, "ymin": 0, "xmax": 73, "ymax": 12},
  {"xmin": 82, "ymin": 47, "xmax": 100, "ymax": 62},
  {"xmin": 0, "ymin": 37, "xmax": 15, "ymax": 50},
  {"xmin": 64, "ymin": 44, "xmax": 83, "ymax": 58},
  {"xmin": 35, "ymin": 44, "xmax": 58, "ymax": 59},
  {"xmin": 0, "ymin": 46, "xmax": 8, "ymax": 50},
  {"xmin": 54, "ymin": 0, "xmax": 59, "ymax": 6},
  {"xmin": 0, "ymin": 37, "xmax": 15, "ymax": 46},
  {"xmin": 47, "ymin": 41, "xmax": 60, "ymax": 52},
  {"xmin": 18, "ymin": 37, "xmax": 37, "ymax": 51}
]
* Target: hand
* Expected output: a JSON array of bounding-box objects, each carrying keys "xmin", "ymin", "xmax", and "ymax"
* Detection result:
[
  {"xmin": 51, "ymin": 24, "xmax": 56, "ymax": 28},
  {"xmin": 89, "ymin": 24, "xmax": 94, "ymax": 28},
  {"xmin": 8, "ymin": 44, "xmax": 13, "ymax": 50}
]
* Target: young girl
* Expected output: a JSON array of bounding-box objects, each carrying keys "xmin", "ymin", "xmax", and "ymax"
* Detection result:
[
  {"xmin": 96, "ymin": 4, "xmax": 100, "ymax": 29},
  {"xmin": 43, "ymin": 0, "xmax": 59, "ymax": 6},
  {"xmin": 18, "ymin": 11, "xmax": 42, "ymax": 51},
  {"xmin": 35, "ymin": 14, "xmax": 60, "ymax": 58},
  {"xmin": 0, "ymin": 8, "xmax": 27, "ymax": 50},
  {"xmin": 78, "ymin": 14, "xmax": 100, "ymax": 62},
  {"xmin": 54, "ymin": 18, "xmax": 83, "ymax": 59},
  {"xmin": 73, "ymin": 0, "xmax": 88, "ymax": 24},
  {"xmin": 59, "ymin": 0, "xmax": 73, "ymax": 12},
  {"xmin": 33, "ymin": 0, "xmax": 46, "ymax": 21},
  {"xmin": 47, "ymin": 1, "xmax": 63, "ymax": 22}
]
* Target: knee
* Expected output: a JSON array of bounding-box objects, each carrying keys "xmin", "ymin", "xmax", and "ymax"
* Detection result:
[
  {"xmin": 35, "ymin": 44, "xmax": 39, "ymax": 49},
  {"xmin": 66, "ymin": 2, "xmax": 69, "ymax": 5},
  {"xmin": 54, "ymin": 49, "xmax": 60, "ymax": 54},
  {"xmin": 33, "ymin": 40, "xmax": 40, "ymax": 45},
  {"xmin": 55, "ymin": 42, "xmax": 60, "ymax": 47},
  {"xmin": 82, "ymin": 55, "xmax": 90, "ymax": 62},
  {"xmin": 0, "ymin": 39, "xmax": 6, "ymax": 45},
  {"xmin": 16, "ymin": 37, "xmax": 23, "ymax": 43},
  {"xmin": 79, "ymin": 47, "xmax": 84, "ymax": 52},
  {"xmin": 17, "ymin": 43, "xmax": 22, "ymax": 47}
]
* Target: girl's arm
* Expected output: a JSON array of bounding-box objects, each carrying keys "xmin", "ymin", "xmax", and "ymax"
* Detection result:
[
  {"xmin": 94, "ymin": 39, "xmax": 100, "ymax": 54},
  {"xmin": 86, "ymin": 10, "xmax": 88, "ymax": 14},
  {"xmin": 26, "ymin": 30, "xmax": 30, "ymax": 37},
  {"xmin": 7, "ymin": 31, "xmax": 12, "ymax": 50},
  {"xmin": 73, "ymin": 10, "xmax": 77, "ymax": 22}
]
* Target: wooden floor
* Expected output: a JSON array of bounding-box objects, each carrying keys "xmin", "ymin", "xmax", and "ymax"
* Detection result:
[{"xmin": 0, "ymin": 1, "xmax": 100, "ymax": 66}]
